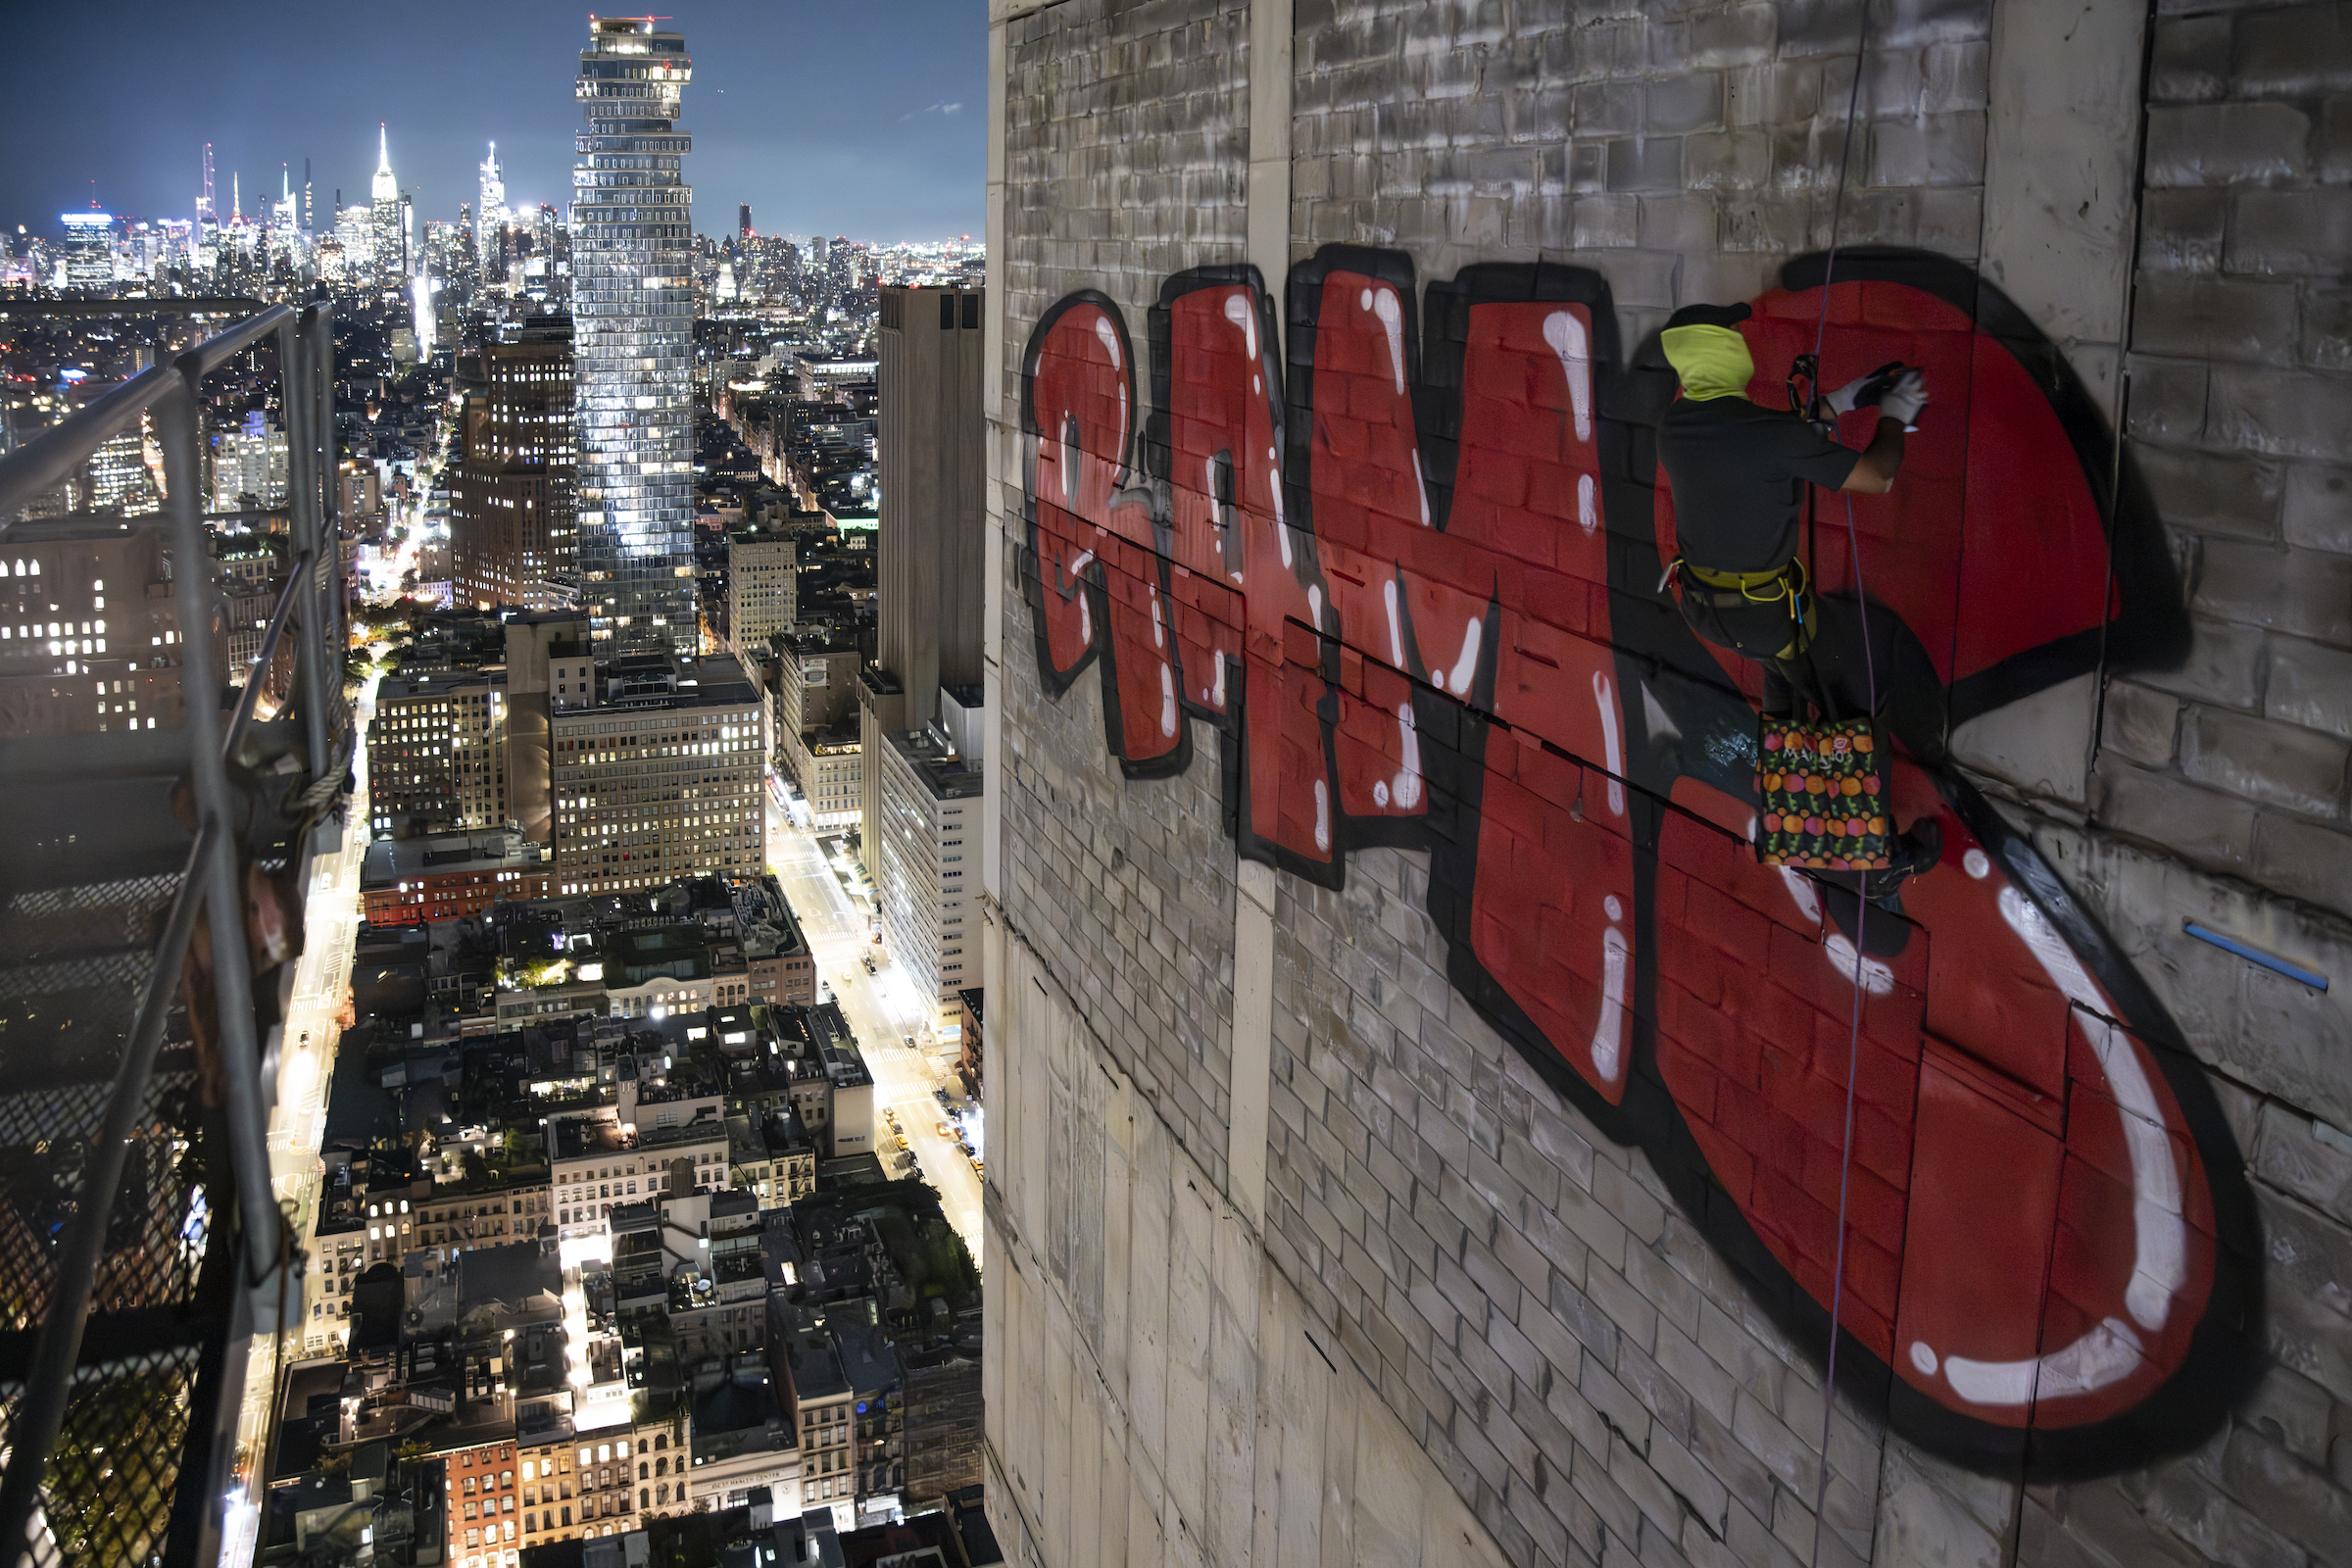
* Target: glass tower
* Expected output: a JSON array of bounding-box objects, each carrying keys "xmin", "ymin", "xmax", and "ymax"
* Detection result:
[{"xmin": 571, "ymin": 16, "xmax": 695, "ymax": 654}]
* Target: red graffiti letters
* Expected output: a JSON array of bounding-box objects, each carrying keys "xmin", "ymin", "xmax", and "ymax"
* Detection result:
[{"xmin": 1018, "ymin": 246, "xmax": 2249, "ymax": 1474}]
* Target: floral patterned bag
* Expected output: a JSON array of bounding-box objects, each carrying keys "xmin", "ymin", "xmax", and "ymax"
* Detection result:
[{"xmin": 1755, "ymin": 717, "xmax": 1892, "ymax": 871}]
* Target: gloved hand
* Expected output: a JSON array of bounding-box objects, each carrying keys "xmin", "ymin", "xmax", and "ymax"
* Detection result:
[
  {"xmin": 1878, "ymin": 368, "xmax": 1929, "ymax": 428},
  {"xmin": 1823, "ymin": 361, "xmax": 1906, "ymax": 416}
]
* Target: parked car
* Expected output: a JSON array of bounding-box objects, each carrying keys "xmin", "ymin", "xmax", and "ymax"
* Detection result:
[{"xmin": 895, "ymin": 1134, "xmax": 908, "ymax": 1150}]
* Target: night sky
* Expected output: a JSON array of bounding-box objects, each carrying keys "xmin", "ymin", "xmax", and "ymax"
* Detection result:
[{"xmin": 0, "ymin": 0, "xmax": 987, "ymax": 243}]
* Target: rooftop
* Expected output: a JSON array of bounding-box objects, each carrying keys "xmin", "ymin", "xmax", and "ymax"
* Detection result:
[
  {"xmin": 364, "ymin": 831, "xmax": 551, "ymax": 891},
  {"xmin": 881, "ymin": 726, "xmax": 984, "ymax": 802}
]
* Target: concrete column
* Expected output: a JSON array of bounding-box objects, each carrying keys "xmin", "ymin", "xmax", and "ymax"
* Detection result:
[
  {"xmin": 1225, "ymin": 0, "xmax": 1292, "ymax": 1235},
  {"xmin": 1246, "ymin": 0, "xmax": 1295, "ymax": 330},
  {"xmin": 1952, "ymin": 0, "xmax": 2152, "ymax": 808},
  {"xmin": 1982, "ymin": 0, "xmax": 2150, "ymax": 426},
  {"xmin": 982, "ymin": 2, "xmax": 1011, "ymax": 913}
]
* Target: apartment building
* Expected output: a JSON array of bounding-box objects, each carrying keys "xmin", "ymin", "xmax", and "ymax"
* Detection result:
[
  {"xmin": 0, "ymin": 519, "xmax": 186, "ymax": 737},
  {"xmin": 362, "ymin": 830, "xmax": 553, "ymax": 925},
  {"xmin": 549, "ymin": 654, "xmax": 767, "ymax": 895},
  {"xmin": 871, "ymin": 688, "xmax": 983, "ymax": 1038},
  {"xmin": 771, "ymin": 631, "xmax": 860, "ymax": 827},
  {"xmin": 724, "ymin": 521, "xmax": 796, "ymax": 655},
  {"xmin": 368, "ymin": 668, "xmax": 511, "ymax": 837},
  {"xmin": 453, "ymin": 316, "xmax": 575, "ymax": 611}
]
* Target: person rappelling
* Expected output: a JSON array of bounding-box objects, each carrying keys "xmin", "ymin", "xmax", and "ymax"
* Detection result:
[{"xmin": 1654, "ymin": 301, "xmax": 1944, "ymax": 886}]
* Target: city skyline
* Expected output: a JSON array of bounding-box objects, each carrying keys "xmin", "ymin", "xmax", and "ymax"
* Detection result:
[{"xmin": 0, "ymin": 0, "xmax": 985, "ymax": 243}]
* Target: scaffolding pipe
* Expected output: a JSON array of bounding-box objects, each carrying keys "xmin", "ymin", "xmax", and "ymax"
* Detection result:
[
  {"xmin": 157, "ymin": 368, "xmax": 283, "ymax": 1291},
  {"xmin": 280, "ymin": 312, "xmax": 331, "ymax": 778}
]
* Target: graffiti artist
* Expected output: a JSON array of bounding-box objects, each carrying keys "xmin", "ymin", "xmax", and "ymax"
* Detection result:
[{"xmin": 1656, "ymin": 299, "xmax": 1943, "ymax": 883}]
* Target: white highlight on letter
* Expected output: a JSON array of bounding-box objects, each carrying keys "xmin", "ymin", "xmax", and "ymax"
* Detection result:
[
  {"xmin": 1448, "ymin": 617, "xmax": 1483, "ymax": 697},
  {"xmin": 1578, "ymin": 471, "xmax": 1597, "ymax": 533},
  {"xmin": 1593, "ymin": 671, "xmax": 1625, "ymax": 816},
  {"xmin": 1544, "ymin": 310, "xmax": 1593, "ymax": 443},
  {"xmin": 1780, "ymin": 867, "xmax": 1823, "ymax": 927},
  {"xmin": 1916, "ymin": 889, "xmax": 2189, "ymax": 1410},
  {"xmin": 1222, "ymin": 292, "xmax": 1257, "ymax": 361},
  {"xmin": 1372, "ymin": 288, "xmax": 1405, "ymax": 394},
  {"xmin": 1825, "ymin": 933, "xmax": 1894, "ymax": 997},
  {"xmin": 1591, "ymin": 926, "xmax": 1630, "ymax": 1082},
  {"xmin": 1392, "ymin": 704, "xmax": 1422, "ymax": 809},
  {"xmin": 1998, "ymin": 887, "xmax": 2186, "ymax": 1332}
]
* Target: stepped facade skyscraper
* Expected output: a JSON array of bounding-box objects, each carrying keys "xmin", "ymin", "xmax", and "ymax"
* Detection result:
[
  {"xmin": 570, "ymin": 15, "xmax": 695, "ymax": 653},
  {"xmin": 476, "ymin": 141, "xmax": 507, "ymax": 277},
  {"xmin": 369, "ymin": 123, "xmax": 402, "ymax": 285}
]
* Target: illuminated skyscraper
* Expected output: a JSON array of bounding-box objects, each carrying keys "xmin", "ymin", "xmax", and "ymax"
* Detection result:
[
  {"xmin": 477, "ymin": 140, "xmax": 507, "ymax": 277},
  {"xmin": 571, "ymin": 16, "xmax": 695, "ymax": 652},
  {"xmin": 370, "ymin": 123, "xmax": 401, "ymax": 285},
  {"xmin": 60, "ymin": 209, "xmax": 113, "ymax": 292}
]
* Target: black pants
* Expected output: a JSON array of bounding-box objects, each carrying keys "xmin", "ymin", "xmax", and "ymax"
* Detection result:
[{"xmin": 1678, "ymin": 587, "xmax": 1947, "ymax": 760}]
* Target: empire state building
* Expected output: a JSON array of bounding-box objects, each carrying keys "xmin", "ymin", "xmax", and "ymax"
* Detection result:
[{"xmin": 369, "ymin": 123, "xmax": 403, "ymax": 286}]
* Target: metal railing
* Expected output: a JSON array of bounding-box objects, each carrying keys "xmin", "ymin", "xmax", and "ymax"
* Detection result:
[{"xmin": 0, "ymin": 301, "xmax": 349, "ymax": 1566}]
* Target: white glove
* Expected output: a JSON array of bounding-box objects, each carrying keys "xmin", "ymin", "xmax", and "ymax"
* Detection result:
[
  {"xmin": 1879, "ymin": 368, "xmax": 1929, "ymax": 427},
  {"xmin": 1822, "ymin": 372, "xmax": 1877, "ymax": 416},
  {"xmin": 1823, "ymin": 361, "xmax": 1903, "ymax": 416}
]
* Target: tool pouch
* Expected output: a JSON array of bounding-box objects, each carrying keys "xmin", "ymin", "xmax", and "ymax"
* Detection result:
[{"xmin": 1755, "ymin": 716, "xmax": 1893, "ymax": 871}]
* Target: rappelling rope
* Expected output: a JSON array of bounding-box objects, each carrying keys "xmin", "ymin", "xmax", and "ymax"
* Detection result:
[{"xmin": 1807, "ymin": 7, "xmax": 1879, "ymax": 1567}]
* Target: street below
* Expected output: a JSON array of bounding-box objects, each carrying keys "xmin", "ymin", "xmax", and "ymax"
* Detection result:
[{"xmin": 765, "ymin": 793, "xmax": 983, "ymax": 1263}]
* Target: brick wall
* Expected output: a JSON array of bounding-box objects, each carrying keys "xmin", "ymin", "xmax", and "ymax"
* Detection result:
[
  {"xmin": 997, "ymin": 0, "xmax": 1254, "ymax": 1193},
  {"xmin": 2107, "ymin": 1, "xmax": 2352, "ymax": 917},
  {"xmin": 984, "ymin": 3, "xmax": 2352, "ymax": 1567}
]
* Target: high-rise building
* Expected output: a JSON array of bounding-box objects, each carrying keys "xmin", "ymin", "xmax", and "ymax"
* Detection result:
[
  {"xmin": 738, "ymin": 203, "xmax": 752, "ymax": 240},
  {"xmin": 547, "ymin": 653, "xmax": 767, "ymax": 895},
  {"xmin": 0, "ymin": 525, "xmax": 186, "ymax": 737},
  {"xmin": 478, "ymin": 140, "xmax": 508, "ymax": 277},
  {"xmin": 454, "ymin": 317, "xmax": 577, "ymax": 611},
  {"xmin": 858, "ymin": 283, "xmax": 985, "ymax": 872},
  {"xmin": 367, "ymin": 669, "xmax": 512, "ymax": 837},
  {"xmin": 85, "ymin": 428, "xmax": 157, "ymax": 515},
  {"xmin": 772, "ymin": 632, "xmax": 860, "ymax": 829},
  {"xmin": 871, "ymin": 686, "xmax": 982, "ymax": 1035},
  {"xmin": 370, "ymin": 123, "xmax": 401, "ymax": 285},
  {"xmin": 572, "ymin": 16, "xmax": 696, "ymax": 654},
  {"xmin": 212, "ymin": 417, "xmax": 288, "ymax": 512},
  {"xmin": 723, "ymin": 521, "xmax": 795, "ymax": 656},
  {"xmin": 60, "ymin": 210, "xmax": 113, "ymax": 292}
]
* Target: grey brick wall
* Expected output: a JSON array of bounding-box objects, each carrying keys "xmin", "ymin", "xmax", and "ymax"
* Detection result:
[
  {"xmin": 999, "ymin": 0, "xmax": 1254, "ymax": 1196},
  {"xmin": 2107, "ymin": 0, "xmax": 2352, "ymax": 920},
  {"xmin": 1288, "ymin": 0, "xmax": 1993, "ymax": 339},
  {"xmin": 990, "ymin": 3, "xmax": 2352, "ymax": 1566}
]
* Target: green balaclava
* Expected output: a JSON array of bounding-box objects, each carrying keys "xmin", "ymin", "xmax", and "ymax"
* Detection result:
[
  {"xmin": 1659, "ymin": 302, "xmax": 1757, "ymax": 402},
  {"xmin": 1660, "ymin": 323, "xmax": 1755, "ymax": 402}
]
